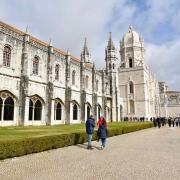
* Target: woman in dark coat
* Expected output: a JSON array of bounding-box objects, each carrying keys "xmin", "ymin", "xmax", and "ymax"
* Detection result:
[{"xmin": 97, "ymin": 119, "xmax": 108, "ymax": 150}]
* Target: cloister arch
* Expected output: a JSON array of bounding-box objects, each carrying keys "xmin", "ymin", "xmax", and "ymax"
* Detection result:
[
  {"xmin": 28, "ymin": 95, "xmax": 44, "ymax": 121},
  {"xmin": 54, "ymin": 98, "xmax": 64, "ymax": 121},
  {"xmin": 0, "ymin": 90, "xmax": 17, "ymax": 122},
  {"xmin": 71, "ymin": 100, "xmax": 80, "ymax": 122}
]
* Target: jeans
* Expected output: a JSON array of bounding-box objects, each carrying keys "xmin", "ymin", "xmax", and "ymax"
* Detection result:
[
  {"xmin": 101, "ymin": 138, "xmax": 106, "ymax": 148},
  {"xmin": 87, "ymin": 134, "xmax": 93, "ymax": 147}
]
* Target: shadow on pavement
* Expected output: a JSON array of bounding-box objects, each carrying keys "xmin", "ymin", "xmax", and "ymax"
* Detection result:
[{"xmin": 76, "ymin": 144, "xmax": 101, "ymax": 150}]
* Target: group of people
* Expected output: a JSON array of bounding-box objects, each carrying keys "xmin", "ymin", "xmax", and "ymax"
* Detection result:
[
  {"xmin": 86, "ymin": 115, "xmax": 108, "ymax": 150},
  {"xmin": 152, "ymin": 117, "xmax": 180, "ymax": 128}
]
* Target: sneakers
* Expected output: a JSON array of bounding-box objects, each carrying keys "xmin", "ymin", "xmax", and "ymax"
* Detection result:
[
  {"xmin": 87, "ymin": 146, "xmax": 93, "ymax": 150},
  {"xmin": 101, "ymin": 146, "xmax": 105, "ymax": 150}
]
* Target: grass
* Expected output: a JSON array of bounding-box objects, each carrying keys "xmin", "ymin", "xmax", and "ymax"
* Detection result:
[{"xmin": 0, "ymin": 122, "xmax": 151, "ymax": 141}]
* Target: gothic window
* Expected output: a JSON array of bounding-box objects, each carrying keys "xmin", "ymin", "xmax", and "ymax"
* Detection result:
[
  {"xmin": 106, "ymin": 83, "xmax": 108, "ymax": 94},
  {"xmin": 73, "ymin": 104, "xmax": 78, "ymax": 120},
  {"xmin": 28, "ymin": 99, "xmax": 33, "ymax": 121},
  {"xmin": 72, "ymin": 70, "xmax": 76, "ymax": 85},
  {"xmin": 28, "ymin": 98, "xmax": 43, "ymax": 121},
  {"xmin": 129, "ymin": 81, "xmax": 134, "ymax": 94},
  {"xmin": 109, "ymin": 64, "xmax": 111, "ymax": 70},
  {"xmin": 96, "ymin": 80, "xmax": 99, "ymax": 91},
  {"xmin": 87, "ymin": 105, "xmax": 91, "ymax": 119},
  {"xmin": 34, "ymin": 100, "xmax": 42, "ymax": 121},
  {"xmin": 0, "ymin": 98, "xmax": 2, "ymax": 120},
  {"xmin": 55, "ymin": 64, "xmax": 60, "ymax": 80},
  {"xmin": 3, "ymin": 97, "xmax": 14, "ymax": 121},
  {"xmin": 130, "ymin": 100, "xmax": 135, "ymax": 114},
  {"xmin": 113, "ymin": 63, "xmax": 115, "ymax": 69},
  {"xmin": 3, "ymin": 45, "xmax": 11, "ymax": 67},
  {"xmin": 33, "ymin": 56, "xmax": 39, "ymax": 75},
  {"xmin": 55, "ymin": 103, "xmax": 62, "ymax": 120},
  {"xmin": 86, "ymin": 75, "xmax": 89, "ymax": 89},
  {"xmin": 129, "ymin": 58, "xmax": 133, "ymax": 68},
  {"xmin": 98, "ymin": 104, "xmax": 101, "ymax": 119}
]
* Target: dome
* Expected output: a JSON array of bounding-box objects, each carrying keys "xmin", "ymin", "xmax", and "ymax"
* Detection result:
[{"xmin": 121, "ymin": 26, "xmax": 143, "ymax": 47}]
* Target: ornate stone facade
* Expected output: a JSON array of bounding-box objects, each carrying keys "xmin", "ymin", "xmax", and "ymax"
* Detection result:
[{"xmin": 0, "ymin": 21, "xmax": 179, "ymax": 126}]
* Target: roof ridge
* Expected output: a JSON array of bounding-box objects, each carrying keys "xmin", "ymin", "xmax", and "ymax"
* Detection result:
[{"xmin": 0, "ymin": 20, "xmax": 80, "ymax": 62}]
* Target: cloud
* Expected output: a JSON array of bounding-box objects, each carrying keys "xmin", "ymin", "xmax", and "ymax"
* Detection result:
[
  {"xmin": 0, "ymin": 0, "xmax": 180, "ymax": 90},
  {"xmin": 146, "ymin": 39, "xmax": 180, "ymax": 90}
]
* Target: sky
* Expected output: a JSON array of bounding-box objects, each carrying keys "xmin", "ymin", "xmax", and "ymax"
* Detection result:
[{"xmin": 0, "ymin": 0, "xmax": 180, "ymax": 90}]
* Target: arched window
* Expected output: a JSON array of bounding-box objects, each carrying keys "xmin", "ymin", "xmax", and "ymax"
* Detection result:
[
  {"xmin": 72, "ymin": 70, "xmax": 76, "ymax": 85},
  {"xmin": 86, "ymin": 75, "xmax": 89, "ymax": 89},
  {"xmin": 109, "ymin": 64, "xmax": 111, "ymax": 70},
  {"xmin": 130, "ymin": 100, "xmax": 135, "ymax": 114},
  {"xmin": 129, "ymin": 58, "xmax": 133, "ymax": 68},
  {"xmin": 73, "ymin": 104, "xmax": 78, "ymax": 120},
  {"xmin": 129, "ymin": 81, "xmax": 134, "ymax": 94},
  {"xmin": 3, "ymin": 45, "xmax": 11, "ymax": 67},
  {"xmin": 28, "ymin": 99, "xmax": 33, "ymax": 121},
  {"xmin": 34, "ymin": 100, "xmax": 42, "ymax": 120},
  {"xmin": 56, "ymin": 103, "xmax": 62, "ymax": 120},
  {"xmin": 87, "ymin": 105, "xmax": 91, "ymax": 119},
  {"xmin": 55, "ymin": 64, "xmax": 60, "ymax": 80},
  {"xmin": 3, "ymin": 97, "xmax": 14, "ymax": 120},
  {"xmin": 0, "ymin": 98, "xmax": 2, "ymax": 120},
  {"xmin": 96, "ymin": 80, "xmax": 99, "ymax": 91},
  {"xmin": 113, "ymin": 63, "xmax": 115, "ymax": 69},
  {"xmin": 33, "ymin": 56, "xmax": 39, "ymax": 75},
  {"xmin": 98, "ymin": 105, "xmax": 101, "ymax": 119},
  {"xmin": 106, "ymin": 83, "xmax": 108, "ymax": 94}
]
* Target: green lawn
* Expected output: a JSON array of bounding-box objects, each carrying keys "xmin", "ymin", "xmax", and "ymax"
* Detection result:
[{"xmin": 0, "ymin": 122, "xmax": 151, "ymax": 141}]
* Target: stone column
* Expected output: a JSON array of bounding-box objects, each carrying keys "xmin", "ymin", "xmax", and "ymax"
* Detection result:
[
  {"xmin": 24, "ymin": 96, "xmax": 29, "ymax": 126},
  {"xmin": 65, "ymin": 50, "xmax": 71, "ymax": 124},
  {"xmin": 92, "ymin": 65, "xmax": 97, "ymax": 121},
  {"xmin": 19, "ymin": 32, "xmax": 30, "ymax": 126},
  {"xmin": 46, "ymin": 42, "xmax": 54, "ymax": 125}
]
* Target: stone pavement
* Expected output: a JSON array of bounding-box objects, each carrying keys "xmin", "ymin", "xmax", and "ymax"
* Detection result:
[{"xmin": 0, "ymin": 127, "xmax": 180, "ymax": 180}]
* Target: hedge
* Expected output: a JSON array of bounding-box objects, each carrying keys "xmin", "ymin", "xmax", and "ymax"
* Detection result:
[{"xmin": 0, "ymin": 122, "xmax": 153, "ymax": 160}]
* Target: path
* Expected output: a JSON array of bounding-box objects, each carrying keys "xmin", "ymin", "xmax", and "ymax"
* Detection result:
[{"xmin": 0, "ymin": 127, "xmax": 180, "ymax": 180}]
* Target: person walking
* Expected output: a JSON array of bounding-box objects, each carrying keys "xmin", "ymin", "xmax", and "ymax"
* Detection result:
[
  {"xmin": 157, "ymin": 117, "xmax": 161, "ymax": 128},
  {"xmin": 86, "ymin": 115, "xmax": 95, "ymax": 150},
  {"xmin": 172, "ymin": 118, "xmax": 175, "ymax": 127},
  {"xmin": 168, "ymin": 117, "xmax": 172, "ymax": 127},
  {"xmin": 175, "ymin": 118, "xmax": 179, "ymax": 127},
  {"xmin": 97, "ymin": 118, "xmax": 108, "ymax": 150}
]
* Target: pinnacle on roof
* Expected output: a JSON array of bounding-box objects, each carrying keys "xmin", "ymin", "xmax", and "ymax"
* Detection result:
[
  {"xmin": 82, "ymin": 37, "xmax": 90, "ymax": 55},
  {"xmin": 49, "ymin": 38, "xmax": 53, "ymax": 46},
  {"xmin": 129, "ymin": 25, "xmax": 133, "ymax": 31},
  {"xmin": 25, "ymin": 25, "xmax": 29, "ymax": 34},
  {"xmin": 107, "ymin": 32, "xmax": 115, "ymax": 50}
]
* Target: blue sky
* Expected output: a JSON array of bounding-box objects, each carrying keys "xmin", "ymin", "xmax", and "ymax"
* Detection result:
[{"xmin": 0, "ymin": 0, "xmax": 180, "ymax": 90}]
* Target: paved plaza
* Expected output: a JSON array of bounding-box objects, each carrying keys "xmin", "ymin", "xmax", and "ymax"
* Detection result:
[{"xmin": 0, "ymin": 127, "xmax": 180, "ymax": 180}]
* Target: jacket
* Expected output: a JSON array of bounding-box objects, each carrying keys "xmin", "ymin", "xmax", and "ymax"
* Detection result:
[
  {"xmin": 97, "ymin": 124, "xmax": 108, "ymax": 139},
  {"xmin": 86, "ymin": 118, "xmax": 95, "ymax": 134}
]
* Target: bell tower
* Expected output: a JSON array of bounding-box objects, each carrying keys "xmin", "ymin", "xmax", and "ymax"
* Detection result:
[{"xmin": 120, "ymin": 26, "xmax": 145, "ymax": 69}]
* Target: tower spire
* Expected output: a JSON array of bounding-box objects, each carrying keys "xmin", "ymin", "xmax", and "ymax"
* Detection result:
[
  {"xmin": 82, "ymin": 37, "xmax": 90, "ymax": 55},
  {"xmin": 25, "ymin": 25, "xmax": 29, "ymax": 34},
  {"xmin": 81, "ymin": 37, "xmax": 91, "ymax": 63},
  {"xmin": 107, "ymin": 32, "xmax": 115, "ymax": 50}
]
